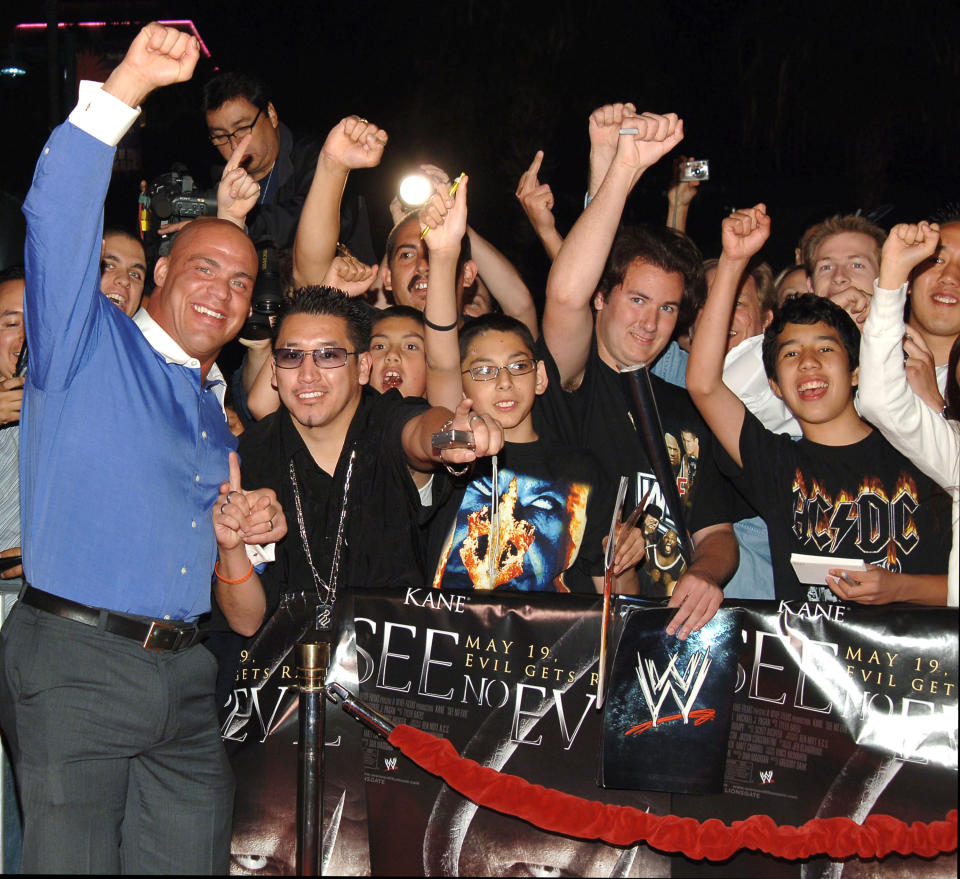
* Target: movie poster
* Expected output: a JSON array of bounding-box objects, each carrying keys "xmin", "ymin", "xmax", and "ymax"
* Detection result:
[
  {"xmin": 224, "ymin": 589, "xmax": 956, "ymax": 877},
  {"xmin": 674, "ymin": 600, "xmax": 958, "ymax": 878},
  {"xmin": 354, "ymin": 588, "xmax": 672, "ymax": 877}
]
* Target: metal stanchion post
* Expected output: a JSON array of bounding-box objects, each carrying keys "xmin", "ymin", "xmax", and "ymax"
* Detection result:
[{"xmin": 296, "ymin": 638, "xmax": 330, "ymax": 876}]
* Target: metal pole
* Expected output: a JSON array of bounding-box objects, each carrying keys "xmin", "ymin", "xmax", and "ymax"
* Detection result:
[{"xmin": 296, "ymin": 638, "xmax": 329, "ymax": 876}]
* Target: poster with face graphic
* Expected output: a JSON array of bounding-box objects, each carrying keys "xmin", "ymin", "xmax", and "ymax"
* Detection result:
[
  {"xmin": 636, "ymin": 422, "xmax": 704, "ymax": 599},
  {"xmin": 432, "ymin": 463, "xmax": 593, "ymax": 592}
]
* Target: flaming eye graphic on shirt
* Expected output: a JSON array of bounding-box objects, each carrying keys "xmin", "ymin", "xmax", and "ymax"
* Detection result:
[{"xmin": 460, "ymin": 476, "xmax": 535, "ymax": 590}]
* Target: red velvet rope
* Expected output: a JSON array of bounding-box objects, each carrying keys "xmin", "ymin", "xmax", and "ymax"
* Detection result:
[{"xmin": 388, "ymin": 724, "xmax": 958, "ymax": 861}]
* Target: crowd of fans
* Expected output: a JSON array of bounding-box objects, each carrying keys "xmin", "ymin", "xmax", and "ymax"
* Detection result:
[{"xmin": 0, "ymin": 22, "xmax": 957, "ymax": 873}]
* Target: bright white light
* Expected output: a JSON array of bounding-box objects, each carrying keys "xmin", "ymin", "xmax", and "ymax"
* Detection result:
[
  {"xmin": 0, "ymin": 66, "xmax": 26, "ymax": 78},
  {"xmin": 399, "ymin": 174, "xmax": 433, "ymax": 208}
]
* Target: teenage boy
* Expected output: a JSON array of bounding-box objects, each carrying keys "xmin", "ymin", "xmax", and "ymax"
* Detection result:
[
  {"xmin": 416, "ymin": 176, "xmax": 643, "ymax": 594},
  {"xmin": 686, "ymin": 205, "xmax": 951, "ymax": 604}
]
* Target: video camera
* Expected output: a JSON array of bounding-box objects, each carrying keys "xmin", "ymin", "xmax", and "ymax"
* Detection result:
[{"xmin": 148, "ymin": 164, "xmax": 218, "ymax": 225}]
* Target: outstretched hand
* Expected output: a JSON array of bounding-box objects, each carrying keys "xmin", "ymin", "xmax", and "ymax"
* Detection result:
[
  {"xmin": 721, "ymin": 204, "xmax": 771, "ymax": 262},
  {"xmin": 217, "ymin": 134, "xmax": 261, "ymax": 228},
  {"xmin": 438, "ymin": 398, "xmax": 504, "ymax": 467},
  {"xmin": 320, "ymin": 116, "xmax": 388, "ymax": 171},
  {"xmin": 879, "ymin": 221, "xmax": 940, "ymax": 290},
  {"xmin": 104, "ymin": 22, "xmax": 200, "ymax": 106}
]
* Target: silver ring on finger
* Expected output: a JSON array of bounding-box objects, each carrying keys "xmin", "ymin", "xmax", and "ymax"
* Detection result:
[
  {"xmin": 226, "ymin": 490, "xmax": 240, "ymax": 503},
  {"xmin": 220, "ymin": 503, "xmax": 228, "ymax": 515}
]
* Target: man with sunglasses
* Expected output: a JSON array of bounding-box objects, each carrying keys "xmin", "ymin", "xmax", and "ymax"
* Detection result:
[
  {"xmin": 207, "ymin": 285, "xmax": 503, "ymax": 686},
  {"xmin": 203, "ymin": 71, "xmax": 375, "ymax": 259}
]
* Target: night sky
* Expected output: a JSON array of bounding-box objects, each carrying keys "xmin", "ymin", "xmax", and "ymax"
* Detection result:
[{"xmin": 2, "ymin": 0, "xmax": 959, "ymax": 292}]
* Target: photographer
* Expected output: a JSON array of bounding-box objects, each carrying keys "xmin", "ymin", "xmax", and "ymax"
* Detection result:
[{"xmin": 203, "ymin": 71, "xmax": 375, "ymax": 260}]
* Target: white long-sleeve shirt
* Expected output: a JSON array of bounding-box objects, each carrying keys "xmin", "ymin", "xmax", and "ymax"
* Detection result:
[{"xmin": 857, "ymin": 281, "xmax": 959, "ymax": 607}]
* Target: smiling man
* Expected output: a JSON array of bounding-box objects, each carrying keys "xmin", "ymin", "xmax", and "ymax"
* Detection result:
[
  {"xmin": 382, "ymin": 212, "xmax": 477, "ymax": 313},
  {"xmin": 202, "ymin": 71, "xmax": 374, "ymax": 259},
  {"xmin": 540, "ymin": 109, "xmax": 748, "ymax": 638},
  {"xmin": 209, "ymin": 286, "xmax": 501, "ymax": 672},
  {"xmin": 0, "ymin": 25, "xmax": 288, "ymax": 874},
  {"xmin": 99, "ymin": 228, "xmax": 147, "ymax": 316}
]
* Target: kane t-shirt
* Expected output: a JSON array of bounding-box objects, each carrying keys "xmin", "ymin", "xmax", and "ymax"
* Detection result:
[
  {"xmin": 534, "ymin": 338, "xmax": 750, "ymax": 599},
  {"xmin": 429, "ymin": 439, "xmax": 609, "ymax": 593},
  {"xmin": 718, "ymin": 410, "xmax": 952, "ymax": 601}
]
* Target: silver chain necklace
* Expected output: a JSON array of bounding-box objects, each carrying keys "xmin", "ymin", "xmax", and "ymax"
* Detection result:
[{"xmin": 288, "ymin": 449, "xmax": 356, "ymax": 611}]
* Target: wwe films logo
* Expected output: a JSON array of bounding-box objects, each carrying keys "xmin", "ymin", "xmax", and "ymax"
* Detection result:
[{"xmin": 625, "ymin": 649, "xmax": 716, "ymax": 736}]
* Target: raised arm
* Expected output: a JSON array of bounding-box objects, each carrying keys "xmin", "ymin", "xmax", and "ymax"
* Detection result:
[
  {"xmin": 420, "ymin": 176, "xmax": 470, "ymax": 410},
  {"xmin": 23, "ymin": 23, "xmax": 198, "ymax": 391},
  {"xmin": 467, "ymin": 226, "xmax": 538, "ymax": 337},
  {"xmin": 292, "ymin": 116, "xmax": 387, "ymax": 287},
  {"xmin": 515, "ymin": 150, "xmax": 564, "ymax": 261},
  {"xmin": 686, "ymin": 205, "xmax": 771, "ymax": 467},
  {"xmin": 665, "ymin": 155, "xmax": 701, "ymax": 232},
  {"xmin": 543, "ymin": 112, "xmax": 683, "ymax": 387},
  {"xmin": 586, "ymin": 101, "xmax": 637, "ymax": 199},
  {"xmin": 859, "ymin": 222, "xmax": 959, "ymax": 487}
]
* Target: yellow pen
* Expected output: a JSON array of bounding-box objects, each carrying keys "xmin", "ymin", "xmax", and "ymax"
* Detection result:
[{"xmin": 420, "ymin": 172, "xmax": 465, "ymax": 239}]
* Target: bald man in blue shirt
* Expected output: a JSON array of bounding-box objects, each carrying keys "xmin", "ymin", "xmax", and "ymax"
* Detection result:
[{"xmin": 0, "ymin": 24, "xmax": 287, "ymax": 874}]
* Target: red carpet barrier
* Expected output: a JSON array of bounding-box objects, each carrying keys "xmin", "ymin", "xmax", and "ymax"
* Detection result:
[{"xmin": 389, "ymin": 723, "xmax": 958, "ymax": 861}]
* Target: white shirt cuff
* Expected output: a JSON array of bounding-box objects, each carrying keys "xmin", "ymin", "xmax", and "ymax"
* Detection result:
[{"xmin": 68, "ymin": 80, "xmax": 141, "ymax": 147}]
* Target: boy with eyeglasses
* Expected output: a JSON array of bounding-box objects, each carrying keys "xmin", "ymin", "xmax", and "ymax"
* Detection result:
[{"xmin": 416, "ymin": 180, "xmax": 643, "ymax": 593}]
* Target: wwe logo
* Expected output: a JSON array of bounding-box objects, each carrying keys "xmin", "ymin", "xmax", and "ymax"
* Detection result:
[
  {"xmin": 759, "ymin": 769, "xmax": 774, "ymax": 784},
  {"xmin": 635, "ymin": 648, "xmax": 712, "ymax": 727},
  {"xmin": 384, "ymin": 757, "xmax": 398, "ymax": 771}
]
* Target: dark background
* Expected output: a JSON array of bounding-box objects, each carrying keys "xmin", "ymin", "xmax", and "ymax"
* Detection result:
[{"xmin": 2, "ymin": 0, "xmax": 959, "ymax": 300}]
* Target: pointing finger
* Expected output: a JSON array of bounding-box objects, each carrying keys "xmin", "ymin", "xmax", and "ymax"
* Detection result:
[
  {"xmin": 225, "ymin": 134, "xmax": 253, "ymax": 173},
  {"xmin": 228, "ymin": 451, "xmax": 243, "ymax": 493}
]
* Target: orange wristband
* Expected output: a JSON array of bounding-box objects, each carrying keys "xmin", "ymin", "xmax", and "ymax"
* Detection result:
[{"xmin": 214, "ymin": 559, "xmax": 254, "ymax": 585}]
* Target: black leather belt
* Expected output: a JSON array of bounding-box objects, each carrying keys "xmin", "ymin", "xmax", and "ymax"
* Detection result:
[{"xmin": 20, "ymin": 585, "xmax": 202, "ymax": 652}]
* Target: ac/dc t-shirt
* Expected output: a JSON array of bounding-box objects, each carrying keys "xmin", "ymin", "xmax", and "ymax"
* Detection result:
[
  {"xmin": 717, "ymin": 410, "xmax": 952, "ymax": 602},
  {"xmin": 533, "ymin": 337, "xmax": 751, "ymax": 599},
  {"xmin": 428, "ymin": 439, "xmax": 610, "ymax": 593}
]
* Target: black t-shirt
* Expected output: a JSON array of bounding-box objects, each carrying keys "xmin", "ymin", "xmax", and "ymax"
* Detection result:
[
  {"xmin": 718, "ymin": 410, "xmax": 953, "ymax": 601},
  {"xmin": 428, "ymin": 438, "xmax": 610, "ymax": 593},
  {"xmin": 534, "ymin": 337, "xmax": 750, "ymax": 599},
  {"xmin": 237, "ymin": 387, "xmax": 430, "ymax": 617}
]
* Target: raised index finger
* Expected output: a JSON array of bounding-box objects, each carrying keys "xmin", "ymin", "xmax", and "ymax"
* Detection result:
[
  {"xmin": 228, "ymin": 451, "xmax": 243, "ymax": 493},
  {"xmin": 225, "ymin": 134, "xmax": 253, "ymax": 173}
]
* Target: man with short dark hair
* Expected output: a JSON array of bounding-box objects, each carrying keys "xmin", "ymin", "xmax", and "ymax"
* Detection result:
[
  {"xmin": 203, "ymin": 70, "xmax": 375, "ymax": 260},
  {"xmin": 0, "ymin": 25, "xmax": 287, "ymax": 873},
  {"xmin": 100, "ymin": 227, "xmax": 147, "ymax": 316},
  {"xmin": 382, "ymin": 211, "xmax": 477, "ymax": 314},
  {"xmin": 541, "ymin": 108, "xmax": 748, "ymax": 640},
  {"xmin": 213, "ymin": 286, "xmax": 502, "ymax": 641}
]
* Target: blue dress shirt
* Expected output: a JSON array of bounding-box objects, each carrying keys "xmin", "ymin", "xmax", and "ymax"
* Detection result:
[{"xmin": 21, "ymin": 121, "xmax": 237, "ymax": 620}]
